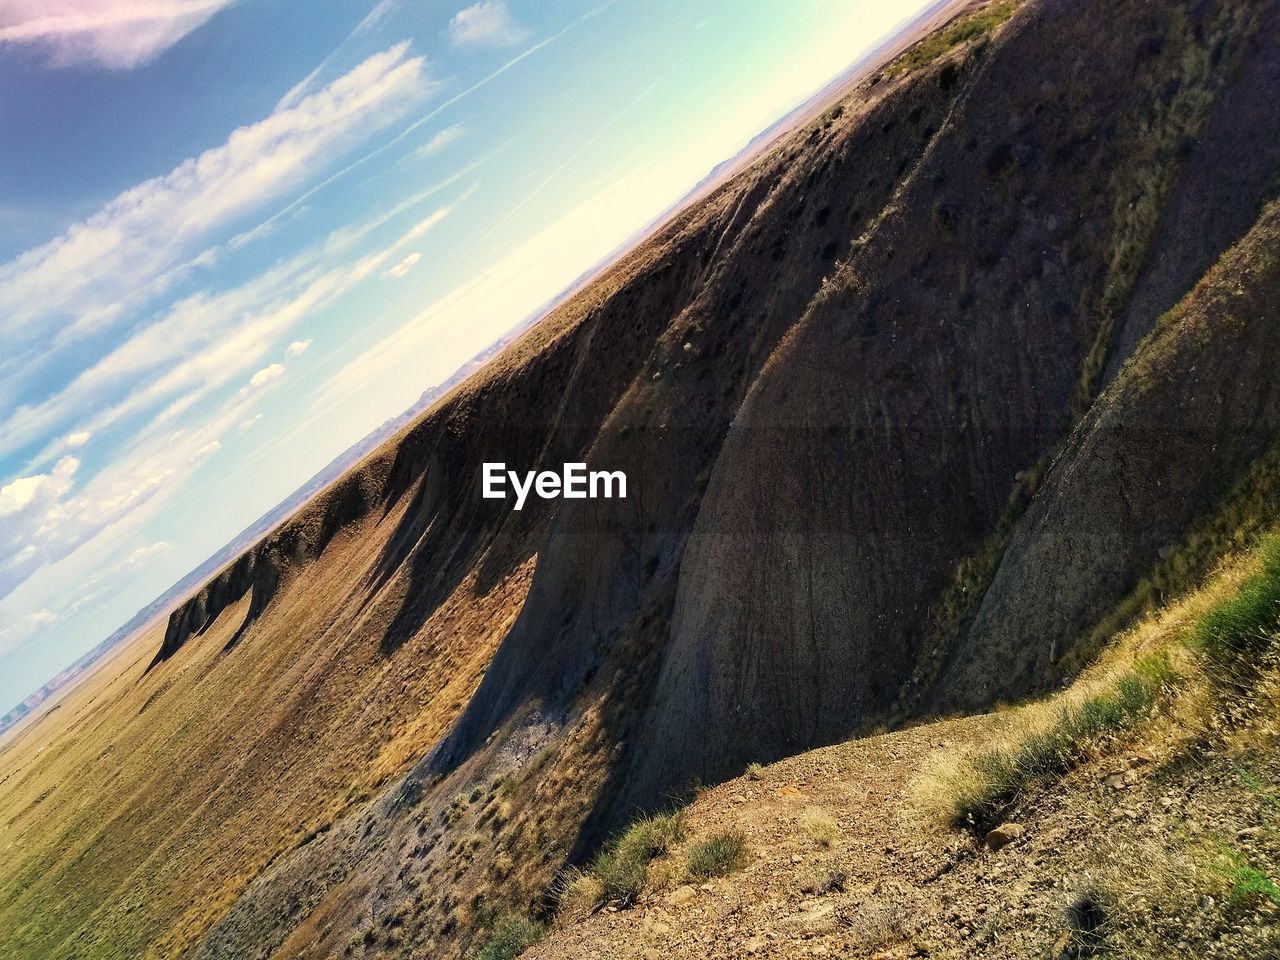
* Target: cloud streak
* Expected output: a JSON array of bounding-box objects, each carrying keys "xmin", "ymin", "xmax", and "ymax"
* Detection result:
[
  {"xmin": 0, "ymin": 41, "xmax": 428, "ymax": 367},
  {"xmin": 2, "ymin": 188, "xmax": 463, "ymax": 470},
  {"xmin": 0, "ymin": 0, "xmax": 234, "ymax": 69},
  {"xmin": 409, "ymin": 124, "xmax": 466, "ymax": 160}
]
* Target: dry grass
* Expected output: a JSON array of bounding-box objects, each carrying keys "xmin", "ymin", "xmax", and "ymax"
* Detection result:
[
  {"xmin": 915, "ymin": 544, "xmax": 1271, "ymax": 831},
  {"xmin": 799, "ymin": 808, "xmax": 839, "ymax": 848}
]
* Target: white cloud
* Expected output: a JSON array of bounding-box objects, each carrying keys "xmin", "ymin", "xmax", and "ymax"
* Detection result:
[
  {"xmin": 0, "ymin": 42, "xmax": 427, "ymax": 362},
  {"xmin": 382, "ymin": 252, "xmax": 421, "ymax": 279},
  {"xmin": 448, "ymin": 0, "xmax": 527, "ymax": 47},
  {"xmin": 0, "ymin": 401, "xmax": 235, "ymax": 603},
  {"xmin": 122, "ymin": 541, "xmax": 170, "ymax": 567},
  {"xmin": 285, "ymin": 338, "xmax": 312, "ymax": 357},
  {"xmin": 0, "ymin": 457, "xmax": 79, "ymax": 519},
  {"xmin": 2, "ymin": 194, "xmax": 457, "ymax": 466},
  {"xmin": 409, "ymin": 124, "xmax": 465, "ymax": 160},
  {"xmin": 247, "ymin": 363, "xmax": 284, "ymax": 388},
  {"xmin": 0, "ymin": 0, "xmax": 234, "ymax": 69},
  {"xmin": 65, "ymin": 430, "xmax": 92, "ymax": 448},
  {"xmin": 238, "ymin": 413, "xmax": 263, "ymax": 432}
]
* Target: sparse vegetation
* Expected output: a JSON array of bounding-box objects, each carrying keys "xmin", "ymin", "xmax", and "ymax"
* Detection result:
[
  {"xmin": 745, "ymin": 762, "xmax": 765, "ymax": 781},
  {"xmin": 565, "ymin": 811, "xmax": 686, "ymax": 908},
  {"xmin": 888, "ymin": 0, "xmax": 1018, "ymax": 77},
  {"xmin": 475, "ymin": 913, "xmax": 544, "ymax": 960},
  {"xmin": 684, "ymin": 830, "xmax": 748, "ymax": 881},
  {"xmin": 1192, "ymin": 536, "xmax": 1280, "ymax": 687},
  {"xmin": 800, "ymin": 808, "xmax": 839, "ymax": 848},
  {"xmin": 1215, "ymin": 845, "xmax": 1280, "ymax": 908},
  {"xmin": 923, "ymin": 653, "xmax": 1176, "ymax": 830}
]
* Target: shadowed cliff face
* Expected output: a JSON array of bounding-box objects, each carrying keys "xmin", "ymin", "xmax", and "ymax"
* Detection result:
[{"xmin": 117, "ymin": 0, "xmax": 1280, "ymax": 956}]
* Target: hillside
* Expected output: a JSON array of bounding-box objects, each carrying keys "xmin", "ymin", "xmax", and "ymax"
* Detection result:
[{"xmin": 2, "ymin": 0, "xmax": 1280, "ymax": 958}]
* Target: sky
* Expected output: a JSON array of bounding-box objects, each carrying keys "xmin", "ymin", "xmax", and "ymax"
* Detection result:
[{"xmin": 0, "ymin": 0, "xmax": 939, "ymax": 715}]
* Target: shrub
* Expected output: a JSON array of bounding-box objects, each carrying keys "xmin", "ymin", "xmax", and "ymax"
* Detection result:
[
  {"xmin": 475, "ymin": 913, "xmax": 544, "ymax": 960},
  {"xmin": 685, "ymin": 830, "xmax": 748, "ymax": 880},
  {"xmin": 555, "ymin": 867, "xmax": 605, "ymax": 917},
  {"xmin": 589, "ymin": 812, "xmax": 685, "ymax": 906},
  {"xmin": 745, "ymin": 762, "xmax": 765, "ymax": 781}
]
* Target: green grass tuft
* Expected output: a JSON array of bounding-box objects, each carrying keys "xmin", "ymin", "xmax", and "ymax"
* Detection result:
[
  {"xmin": 589, "ymin": 811, "xmax": 685, "ymax": 906},
  {"xmin": 1192, "ymin": 536, "xmax": 1280, "ymax": 670},
  {"xmin": 684, "ymin": 830, "xmax": 748, "ymax": 881},
  {"xmin": 475, "ymin": 913, "xmax": 544, "ymax": 960}
]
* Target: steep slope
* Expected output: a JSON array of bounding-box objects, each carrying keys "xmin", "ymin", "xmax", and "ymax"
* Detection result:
[
  {"xmin": 3, "ymin": 1, "xmax": 1280, "ymax": 959},
  {"xmin": 938, "ymin": 201, "xmax": 1280, "ymax": 708}
]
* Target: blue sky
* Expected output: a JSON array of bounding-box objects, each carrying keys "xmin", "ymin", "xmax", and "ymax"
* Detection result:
[{"xmin": 0, "ymin": 0, "xmax": 935, "ymax": 714}]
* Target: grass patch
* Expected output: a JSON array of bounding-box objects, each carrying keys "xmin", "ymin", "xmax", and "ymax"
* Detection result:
[
  {"xmin": 684, "ymin": 830, "xmax": 748, "ymax": 881},
  {"xmin": 1218, "ymin": 848, "xmax": 1280, "ymax": 908},
  {"xmin": 569, "ymin": 811, "xmax": 685, "ymax": 908},
  {"xmin": 800, "ymin": 809, "xmax": 839, "ymax": 848},
  {"xmin": 1192, "ymin": 536, "xmax": 1280, "ymax": 678},
  {"xmin": 923, "ymin": 653, "xmax": 1177, "ymax": 830},
  {"xmin": 475, "ymin": 913, "xmax": 544, "ymax": 960},
  {"xmin": 888, "ymin": 0, "xmax": 1018, "ymax": 77}
]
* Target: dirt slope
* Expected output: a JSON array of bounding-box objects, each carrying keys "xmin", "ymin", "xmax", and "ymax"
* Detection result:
[{"xmin": 525, "ymin": 704, "xmax": 1280, "ymax": 960}]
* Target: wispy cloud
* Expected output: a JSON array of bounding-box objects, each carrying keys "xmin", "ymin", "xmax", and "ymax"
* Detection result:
[
  {"xmin": 409, "ymin": 124, "xmax": 466, "ymax": 160},
  {"xmin": 0, "ymin": 41, "xmax": 428, "ymax": 368},
  {"xmin": 285, "ymin": 339, "xmax": 312, "ymax": 357},
  {"xmin": 0, "ymin": 0, "xmax": 235, "ymax": 69},
  {"xmin": 448, "ymin": 0, "xmax": 528, "ymax": 48},
  {"xmin": 121, "ymin": 541, "xmax": 170, "ymax": 567},
  {"xmin": 355, "ymin": 0, "xmax": 400, "ymax": 35},
  {"xmin": 382, "ymin": 252, "xmax": 421, "ymax": 279},
  {"xmin": 3, "ymin": 192, "xmax": 462, "ymax": 471},
  {"xmin": 0, "ymin": 383, "xmax": 257, "ymax": 603},
  {"xmin": 0, "ymin": 609, "xmax": 61, "ymax": 659}
]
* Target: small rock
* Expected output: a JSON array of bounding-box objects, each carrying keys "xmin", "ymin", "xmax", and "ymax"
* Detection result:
[
  {"xmin": 667, "ymin": 885, "xmax": 696, "ymax": 906},
  {"xmin": 985, "ymin": 822, "xmax": 1025, "ymax": 851},
  {"xmin": 1238, "ymin": 826, "xmax": 1264, "ymax": 842}
]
